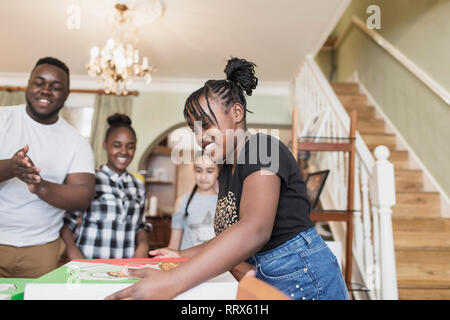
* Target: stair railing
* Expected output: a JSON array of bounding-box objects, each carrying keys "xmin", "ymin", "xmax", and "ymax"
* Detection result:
[{"xmin": 291, "ymin": 55, "xmax": 398, "ymax": 300}]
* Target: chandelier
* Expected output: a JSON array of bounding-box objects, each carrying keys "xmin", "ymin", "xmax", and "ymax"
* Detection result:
[{"xmin": 86, "ymin": 2, "xmax": 163, "ymax": 95}]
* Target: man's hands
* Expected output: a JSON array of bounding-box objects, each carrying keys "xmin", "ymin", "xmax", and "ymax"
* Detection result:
[
  {"xmin": 65, "ymin": 246, "xmax": 86, "ymax": 260},
  {"xmin": 10, "ymin": 145, "xmax": 41, "ymax": 184},
  {"xmin": 9, "ymin": 145, "xmax": 44, "ymax": 194}
]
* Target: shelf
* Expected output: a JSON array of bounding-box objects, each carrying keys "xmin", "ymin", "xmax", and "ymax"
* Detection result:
[
  {"xmin": 152, "ymin": 146, "xmax": 172, "ymax": 156},
  {"xmin": 145, "ymin": 206, "xmax": 174, "ymax": 218}
]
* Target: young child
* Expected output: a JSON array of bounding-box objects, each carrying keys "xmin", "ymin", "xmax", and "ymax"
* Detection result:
[
  {"xmin": 62, "ymin": 114, "xmax": 150, "ymax": 259},
  {"xmin": 168, "ymin": 153, "xmax": 219, "ymax": 250},
  {"xmin": 107, "ymin": 58, "xmax": 349, "ymax": 300}
]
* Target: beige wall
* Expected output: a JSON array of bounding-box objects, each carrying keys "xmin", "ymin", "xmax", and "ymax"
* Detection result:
[
  {"xmin": 128, "ymin": 90, "xmax": 292, "ymax": 174},
  {"xmin": 317, "ymin": 0, "xmax": 450, "ymax": 196}
]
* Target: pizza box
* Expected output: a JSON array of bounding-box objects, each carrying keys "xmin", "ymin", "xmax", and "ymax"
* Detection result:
[
  {"xmin": 0, "ymin": 278, "xmax": 32, "ymax": 300},
  {"xmin": 24, "ymin": 258, "xmax": 238, "ymax": 300}
]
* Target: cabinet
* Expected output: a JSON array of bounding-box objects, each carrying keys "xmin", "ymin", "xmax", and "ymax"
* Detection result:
[
  {"xmin": 146, "ymin": 216, "xmax": 172, "ymax": 250},
  {"xmin": 143, "ymin": 145, "xmax": 178, "ymax": 216}
]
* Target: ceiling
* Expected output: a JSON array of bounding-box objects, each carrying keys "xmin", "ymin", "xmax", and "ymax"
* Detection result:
[{"xmin": 0, "ymin": 0, "xmax": 349, "ymax": 85}]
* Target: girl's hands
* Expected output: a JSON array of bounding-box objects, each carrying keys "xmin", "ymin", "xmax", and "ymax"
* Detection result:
[
  {"xmin": 230, "ymin": 262, "xmax": 256, "ymax": 281},
  {"xmin": 149, "ymin": 247, "xmax": 181, "ymax": 258},
  {"xmin": 105, "ymin": 268, "xmax": 181, "ymax": 300}
]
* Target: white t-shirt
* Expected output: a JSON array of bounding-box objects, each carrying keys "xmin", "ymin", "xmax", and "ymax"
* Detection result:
[{"xmin": 0, "ymin": 105, "xmax": 95, "ymax": 247}]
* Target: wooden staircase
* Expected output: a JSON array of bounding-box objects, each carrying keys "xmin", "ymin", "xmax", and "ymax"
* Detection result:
[{"xmin": 331, "ymin": 82, "xmax": 450, "ymax": 300}]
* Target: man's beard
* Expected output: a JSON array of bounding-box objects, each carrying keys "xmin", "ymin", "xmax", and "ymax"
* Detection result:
[{"xmin": 26, "ymin": 96, "xmax": 64, "ymax": 121}]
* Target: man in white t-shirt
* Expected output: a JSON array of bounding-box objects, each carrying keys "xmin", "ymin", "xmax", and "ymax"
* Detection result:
[{"xmin": 0, "ymin": 57, "xmax": 95, "ymax": 278}]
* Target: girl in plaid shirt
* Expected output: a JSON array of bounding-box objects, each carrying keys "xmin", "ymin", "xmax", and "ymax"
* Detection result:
[{"xmin": 62, "ymin": 114, "xmax": 150, "ymax": 259}]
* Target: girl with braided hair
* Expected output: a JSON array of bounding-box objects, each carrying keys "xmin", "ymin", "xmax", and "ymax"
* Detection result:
[
  {"xmin": 107, "ymin": 58, "xmax": 349, "ymax": 300},
  {"xmin": 63, "ymin": 114, "xmax": 150, "ymax": 260},
  {"xmin": 168, "ymin": 153, "xmax": 218, "ymax": 251}
]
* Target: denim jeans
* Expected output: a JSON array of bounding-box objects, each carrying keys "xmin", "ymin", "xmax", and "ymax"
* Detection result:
[{"xmin": 246, "ymin": 227, "xmax": 350, "ymax": 300}]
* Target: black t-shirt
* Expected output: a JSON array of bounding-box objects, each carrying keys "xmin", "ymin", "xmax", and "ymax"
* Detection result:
[{"xmin": 214, "ymin": 133, "xmax": 313, "ymax": 253}]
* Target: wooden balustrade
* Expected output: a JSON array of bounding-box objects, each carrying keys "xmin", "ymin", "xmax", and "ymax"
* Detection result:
[{"xmin": 292, "ymin": 56, "xmax": 398, "ymax": 300}]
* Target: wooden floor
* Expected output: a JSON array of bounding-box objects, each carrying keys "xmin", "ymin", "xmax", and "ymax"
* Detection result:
[{"xmin": 332, "ymin": 82, "xmax": 450, "ymax": 300}]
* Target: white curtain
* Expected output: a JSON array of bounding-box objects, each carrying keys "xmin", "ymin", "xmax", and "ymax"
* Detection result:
[{"xmin": 0, "ymin": 90, "xmax": 26, "ymax": 106}]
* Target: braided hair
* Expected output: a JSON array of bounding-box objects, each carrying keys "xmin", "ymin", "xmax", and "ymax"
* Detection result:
[
  {"xmin": 104, "ymin": 113, "xmax": 137, "ymax": 142},
  {"xmin": 183, "ymin": 57, "xmax": 258, "ymax": 130},
  {"xmin": 184, "ymin": 184, "xmax": 198, "ymax": 217},
  {"xmin": 184, "ymin": 151, "xmax": 218, "ymax": 217}
]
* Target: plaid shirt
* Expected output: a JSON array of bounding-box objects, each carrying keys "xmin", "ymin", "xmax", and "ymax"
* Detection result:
[{"xmin": 64, "ymin": 165, "xmax": 146, "ymax": 259}]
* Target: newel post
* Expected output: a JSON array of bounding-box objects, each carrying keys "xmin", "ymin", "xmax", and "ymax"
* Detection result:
[{"xmin": 370, "ymin": 146, "xmax": 398, "ymax": 300}]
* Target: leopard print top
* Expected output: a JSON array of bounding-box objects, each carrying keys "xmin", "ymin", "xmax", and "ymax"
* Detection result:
[{"xmin": 214, "ymin": 191, "xmax": 238, "ymax": 235}]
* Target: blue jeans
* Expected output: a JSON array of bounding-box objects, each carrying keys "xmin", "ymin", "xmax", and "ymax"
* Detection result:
[{"xmin": 246, "ymin": 227, "xmax": 350, "ymax": 300}]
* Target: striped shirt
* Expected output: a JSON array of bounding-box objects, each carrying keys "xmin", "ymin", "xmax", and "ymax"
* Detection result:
[{"xmin": 64, "ymin": 164, "xmax": 146, "ymax": 259}]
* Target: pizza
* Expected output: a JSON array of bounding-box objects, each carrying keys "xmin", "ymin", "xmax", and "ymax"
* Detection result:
[
  {"xmin": 158, "ymin": 262, "xmax": 180, "ymax": 271},
  {"xmin": 107, "ymin": 269, "xmax": 130, "ymax": 278}
]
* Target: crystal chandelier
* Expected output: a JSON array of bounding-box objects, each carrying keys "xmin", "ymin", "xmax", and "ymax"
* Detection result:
[{"xmin": 86, "ymin": 2, "xmax": 161, "ymax": 95}]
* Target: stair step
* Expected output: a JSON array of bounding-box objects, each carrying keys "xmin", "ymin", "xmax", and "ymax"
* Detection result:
[
  {"xmin": 393, "ymin": 205, "xmax": 441, "ymax": 219},
  {"xmin": 356, "ymin": 119, "xmax": 386, "ymax": 134},
  {"xmin": 331, "ymin": 82, "xmax": 360, "ymax": 94},
  {"xmin": 393, "ymin": 192, "xmax": 441, "ymax": 218},
  {"xmin": 395, "ymin": 170, "xmax": 423, "ymax": 192},
  {"xmin": 338, "ymin": 94, "xmax": 367, "ymax": 107},
  {"xmin": 344, "ymin": 105, "xmax": 375, "ymax": 120},
  {"xmin": 395, "ymin": 191, "xmax": 440, "ymax": 206},
  {"xmin": 396, "ymin": 248, "xmax": 450, "ymax": 264},
  {"xmin": 330, "ymin": 82, "xmax": 450, "ymax": 301},
  {"xmin": 394, "ymin": 231, "xmax": 450, "ymax": 250},
  {"xmin": 361, "ymin": 133, "xmax": 397, "ymax": 150},
  {"xmin": 389, "ymin": 151, "xmax": 410, "ymax": 170},
  {"xmin": 398, "ymin": 287, "xmax": 450, "ymax": 300},
  {"xmin": 397, "ymin": 260, "xmax": 450, "ymax": 287},
  {"xmin": 393, "ymin": 218, "xmax": 450, "ymax": 232}
]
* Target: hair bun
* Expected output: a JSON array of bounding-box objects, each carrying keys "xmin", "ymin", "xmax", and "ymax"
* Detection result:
[
  {"xmin": 107, "ymin": 113, "xmax": 132, "ymax": 126},
  {"xmin": 224, "ymin": 57, "xmax": 258, "ymax": 96}
]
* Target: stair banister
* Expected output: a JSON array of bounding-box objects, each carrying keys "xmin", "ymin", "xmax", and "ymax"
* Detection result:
[
  {"xmin": 292, "ymin": 55, "xmax": 398, "ymax": 300},
  {"xmin": 370, "ymin": 146, "xmax": 398, "ymax": 300},
  {"xmin": 304, "ymin": 55, "xmax": 376, "ymax": 171}
]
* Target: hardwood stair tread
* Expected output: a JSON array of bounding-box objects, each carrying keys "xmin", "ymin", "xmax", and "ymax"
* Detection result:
[
  {"xmin": 396, "ymin": 250, "xmax": 450, "ymax": 285},
  {"xmin": 338, "ymin": 94, "xmax": 367, "ymax": 106},
  {"xmin": 389, "ymin": 151, "xmax": 411, "ymax": 170},
  {"xmin": 393, "ymin": 192, "xmax": 441, "ymax": 218},
  {"xmin": 395, "ymin": 191, "xmax": 440, "ymax": 205},
  {"xmin": 361, "ymin": 133, "xmax": 397, "ymax": 149},
  {"xmin": 393, "ymin": 217, "xmax": 450, "ymax": 232},
  {"xmin": 394, "ymin": 170, "xmax": 424, "ymax": 192},
  {"xmin": 389, "ymin": 150, "xmax": 410, "ymax": 159},
  {"xmin": 356, "ymin": 119, "xmax": 386, "ymax": 134},
  {"xmin": 332, "ymin": 83, "xmax": 450, "ymax": 300},
  {"xmin": 396, "ymin": 248, "xmax": 450, "ymax": 264},
  {"xmin": 331, "ymin": 82, "xmax": 360, "ymax": 94},
  {"xmin": 398, "ymin": 287, "xmax": 450, "ymax": 300},
  {"xmin": 394, "ymin": 230, "xmax": 450, "ymax": 249},
  {"xmin": 399, "ymin": 282, "xmax": 450, "ymax": 289},
  {"xmin": 344, "ymin": 106, "xmax": 375, "ymax": 120}
]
